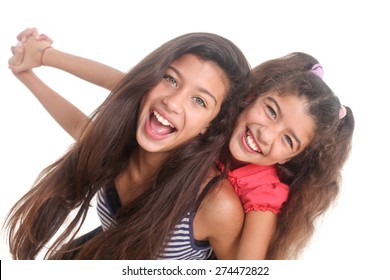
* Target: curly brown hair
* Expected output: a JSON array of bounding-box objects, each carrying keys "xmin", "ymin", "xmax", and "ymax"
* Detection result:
[{"xmin": 249, "ymin": 52, "xmax": 354, "ymax": 259}]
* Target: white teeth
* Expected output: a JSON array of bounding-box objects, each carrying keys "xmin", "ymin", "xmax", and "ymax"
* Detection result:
[
  {"xmin": 246, "ymin": 133, "xmax": 260, "ymax": 152},
  {"xmin": 153, "ymin": 111, "xmax": 174, "ymax": 128}
]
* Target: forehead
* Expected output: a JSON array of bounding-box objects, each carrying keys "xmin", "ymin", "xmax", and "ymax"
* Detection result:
[
  {"xmin": 172, "ymin": 54, "xmax": 228, "ymax": 78},
  {"xmin": 170, "ymin": 54, "xmax": 229, "ymax": 101}
]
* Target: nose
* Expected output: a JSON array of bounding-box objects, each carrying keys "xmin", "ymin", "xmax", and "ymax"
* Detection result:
[
  {"xmin": 258, "ymin": 127, "xmax": 273, "ymax": 146},
  {"xmin": 162, "ymin": 90, "xmax": 186, "ymax": 114},
  {"xmin": 258, "ymin": 124, "xmax": 281, "ymax": 147}
]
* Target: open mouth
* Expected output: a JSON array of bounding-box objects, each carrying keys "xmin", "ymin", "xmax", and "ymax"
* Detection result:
[
  {"xmin": 245, "ymin": 129, "xmax": 262, "ymax": 154},
  {"xmin": 149, "ymin": 111, "xmax": 177, "ymax": 135}
]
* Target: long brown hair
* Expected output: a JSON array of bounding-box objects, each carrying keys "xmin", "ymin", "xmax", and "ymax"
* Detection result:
[
  {"xmin": 249, "ymin": 52, "xmax": 355, "ymax": 259},
  {"xmin": 5, "ymin": 33, "xmax": 251, "ymax": 259}
]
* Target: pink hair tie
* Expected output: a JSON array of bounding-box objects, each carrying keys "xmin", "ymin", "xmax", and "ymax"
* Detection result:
[
  {"xmin": 339, "ymin": 105, "xmax": 347, "ymax": 119},
  {"xmin": 310, "ymin": 63, "xmax": 324, "ymax": 79}
]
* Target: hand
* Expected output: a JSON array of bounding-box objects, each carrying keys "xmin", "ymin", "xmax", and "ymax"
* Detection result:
[
  {"xmin": 16, "ymin": 27, "xmax": 53, "ymax": 45},
  {"xmin": 9, "ymin": 28, "xmax": 53, "ymax": 73},
  {"xmin": 8, "ymin": 42, "xmax": 24, "ymax": 74}
]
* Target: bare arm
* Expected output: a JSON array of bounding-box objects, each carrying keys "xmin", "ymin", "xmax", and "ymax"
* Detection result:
[
  {"xmin": 9, "ymin": 28, "xmax": 125, "ymax": 139},
  {"xmin": 13, "ymin": 70, "xmax": 89, "ymax": 140},
  {"xmin": 11, "ymin": 28, "xmax": 125, "ymax": 91},
  {"xmin": 43, "ymin": 48, "xmax": 125, "ymax": 91},
  {"xmin": 195, "ymin": 175, "xmax": 277, "ymax": 259},
  {"xmin": 235, "ymin": 210, "xmax": 277, "ymax": 259},
  {"xmin": 201, "ymin": 188, "xmax": 277, "ymax": 259},
  {"xmin": 195, "ymin": 179, "xmax": 245, "ymax": 259}
]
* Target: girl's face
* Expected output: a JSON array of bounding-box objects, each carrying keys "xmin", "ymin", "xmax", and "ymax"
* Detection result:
[
  {"xmin": 137, "ymin": 54, "xmax": 228, "ymax": 153},
  {"xmin": 229, "ymin": 91, "xmax": 315, "ymax": 166}
]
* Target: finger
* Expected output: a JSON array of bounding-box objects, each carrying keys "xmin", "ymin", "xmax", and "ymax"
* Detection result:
[
  {"xmin": 10, "ymin": 41, "xmax": 22, "ymax": 55},
  {"xmin": 8, "ymin": 63, "xmax": 20, "ymax": 73},
  {"xmin": 8, "ymin": 56, "xmax": 14, "ymax": 66},
  {"xmin": 8, "ymin": 46, "xmax": 24, "ymax": 68},
  {"xmin": 17, "ymin": 27, "xmax": 38, "ymax": 42},
  {"xmin": 12, "ymin": 45, "xmax": 24, "ymax": 66},
  {"xmin": 39, "ymin": 34, "xmax": 54, "ymax": 44}
]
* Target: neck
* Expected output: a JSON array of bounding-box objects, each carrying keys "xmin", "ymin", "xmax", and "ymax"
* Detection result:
[
  {"xmin": 132, "ymin": 147, "xmax": 169, "ymax": 175},
  {"xmin": 115, "ymin": 147, "xmax": 169, "ymax": 206},
  {"xmin": 228, "ymin": 152, "xmax": 248, "ymax": 170}
]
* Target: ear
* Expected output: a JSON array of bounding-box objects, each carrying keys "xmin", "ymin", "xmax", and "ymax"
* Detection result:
[
  {"xmin": 200, "ymin": 126, "xmax": 209, "ymax": 135},
  {"xmin": 277, "ymin": 158, "xmax": 289, "ymax": 165}
]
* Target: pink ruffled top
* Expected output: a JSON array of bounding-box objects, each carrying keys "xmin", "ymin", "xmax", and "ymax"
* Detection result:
[{"xmin": 221, "ymin": 163, "xmax": 290, "ymax": 214}]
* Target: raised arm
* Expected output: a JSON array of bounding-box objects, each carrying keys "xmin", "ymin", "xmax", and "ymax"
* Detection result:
[
  {"xmin": 12, "ymin": 28, "xmax": 125, "ymax": 91},
  {"xmin": 42, "ymin": 48, "xmax": 124, "ymax": 91},
  {"xmin": 10, "ymin": 72, "xmax": 89, "ymax": 140},
  {"xmin": 9, "ymin": 39, "xmax": 89, "ymax": 140},
  {"xmin": 9, "ymin": 28, "xmax": 127, "ymax": 140}
]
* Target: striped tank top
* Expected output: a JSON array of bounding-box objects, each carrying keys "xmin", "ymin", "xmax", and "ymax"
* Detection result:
[{"xmin": 96, "ymin": 185, "xmax": 213, "ymax": 260}]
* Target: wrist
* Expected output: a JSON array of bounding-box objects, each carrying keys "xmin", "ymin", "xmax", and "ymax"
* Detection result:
[
  {"xmin": 39, "ymin": 45, "xmax": 53, "ymax": 66},
  {"xmin": 14, "ymin": 69, "xmax": 35, "ymax": 81}
]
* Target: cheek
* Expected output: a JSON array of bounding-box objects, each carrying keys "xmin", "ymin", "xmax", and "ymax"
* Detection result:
[
  {"xmin": 242, "ymin": 106, "xmax": 264, "ymax": 123},
  {"xmin": 235, "ymin": 112, "xmax": 250, "ymax": 128},
  {"xmin": 138, "ymin": 94, "xmax": 152, "ymax": 115},
  {"xmin": 271, "ymin": 145, "xmax": 289, "ymax": 162},
  {"xmin": 197, "ymin": 109, "xmax": 218, "ymax": 128}
]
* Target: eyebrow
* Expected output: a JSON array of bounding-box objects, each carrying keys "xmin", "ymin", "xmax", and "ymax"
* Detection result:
[
  {"xmin": 167, "ymin": 66, "xmax": 218, "ymax": 105},
  {"xmin": 266, "ymin": 96, "xmax": 302, "ymax": 151}
]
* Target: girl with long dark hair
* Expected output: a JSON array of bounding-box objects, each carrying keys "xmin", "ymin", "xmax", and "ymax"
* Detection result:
[{"xmin": 5, "ymin": 29, "xmax": 252, "ymax": 259}]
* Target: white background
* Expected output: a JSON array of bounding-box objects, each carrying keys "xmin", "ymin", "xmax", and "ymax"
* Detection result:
[{"xmin": 0, "ymin": 0, "xmax": 389, "ymax": 278}]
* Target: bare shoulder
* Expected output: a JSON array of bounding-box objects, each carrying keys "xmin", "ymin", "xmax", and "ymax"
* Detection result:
[
  {"xmin": 194, "ymin": 178, "xmax": 245, "ymax": 258},
  {"xmin": 208, "ymin": 178, "xmax": 242, "ymax": 213},
  {"xmin": 197, "ymin": 178, "xmax": 244, "ymax": 235}
]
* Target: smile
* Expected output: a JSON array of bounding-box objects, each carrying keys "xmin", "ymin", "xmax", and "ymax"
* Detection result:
[
  {"xmin": 153, "ymin": 111, "xmax": 175, "ymax": 128},
  {"xmin": 245, "ymin": 129, "xmax": 262, "ymax": 154},
  {"xmin": 145, "ymin": 111, "xmax": 177, "ymax": 137},
  {"xmin": 142, "ymin": 110, "xmax": 177, "ymax": 141}
]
